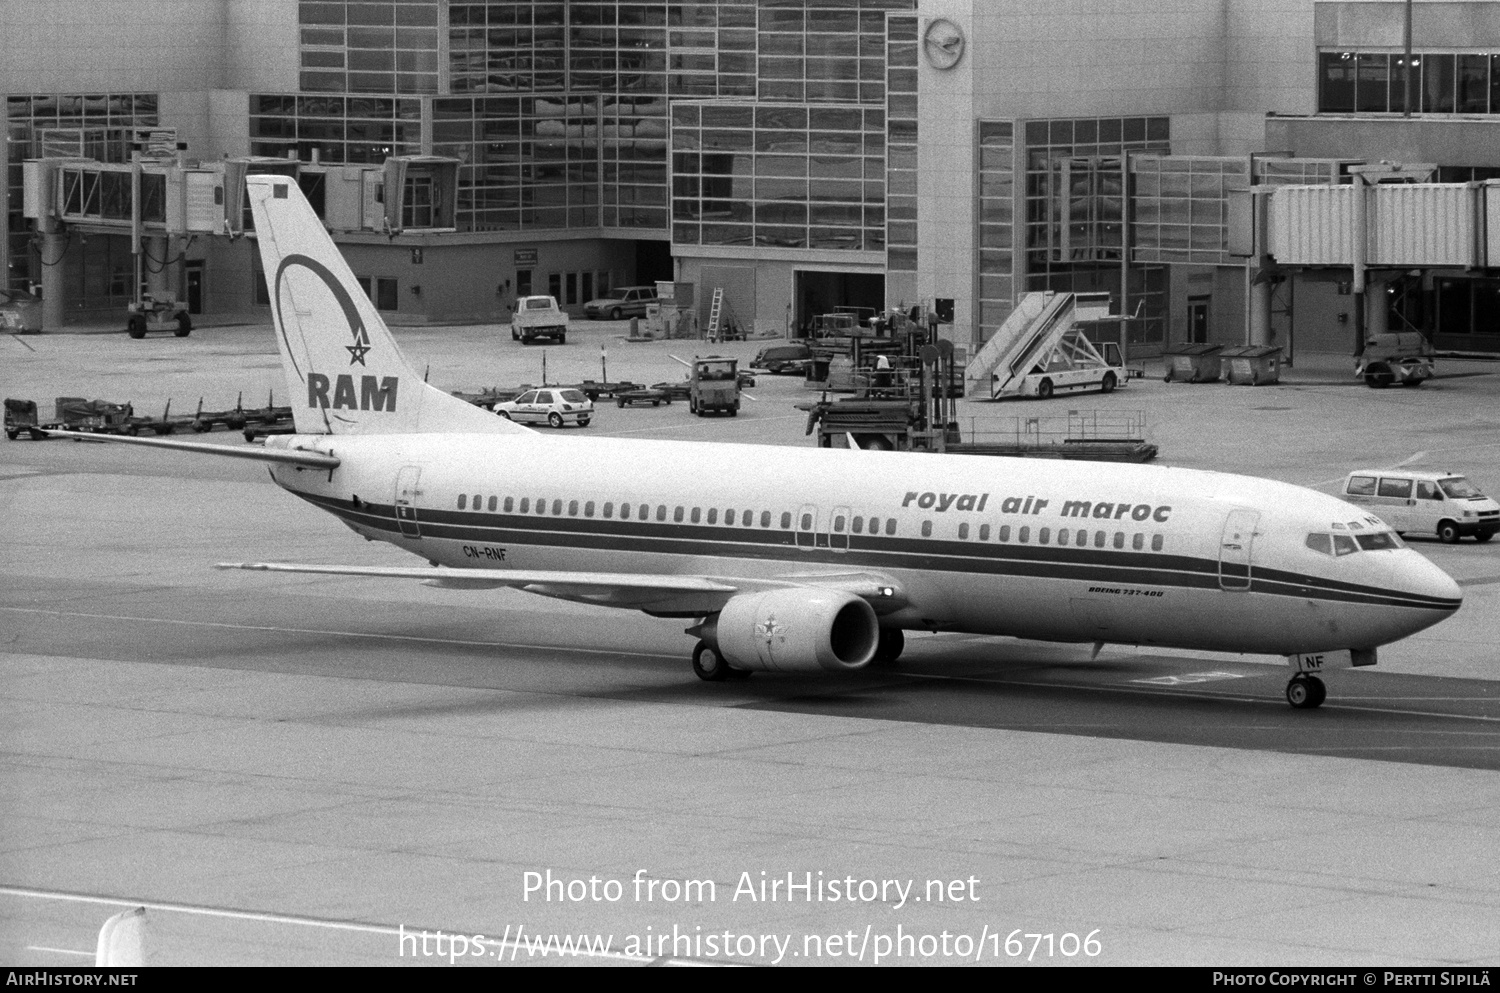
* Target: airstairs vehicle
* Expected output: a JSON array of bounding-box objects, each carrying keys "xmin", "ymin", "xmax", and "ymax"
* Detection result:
[{"xmin": 964, "ymin": 292, "xmax": 1129, "ymax": 400}]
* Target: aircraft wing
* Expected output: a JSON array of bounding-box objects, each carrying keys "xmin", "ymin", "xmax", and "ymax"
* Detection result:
[
  {"xmin": 217, "ymin": 562, "xmax": 910, "ymax": 615},
  {"xmin": 44, "ymin": 430, "xmax": 340, "ymax": 469}
]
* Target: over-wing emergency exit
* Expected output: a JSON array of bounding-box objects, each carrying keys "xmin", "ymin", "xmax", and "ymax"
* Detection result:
[{"xmin": 54, "ymin": 176, "xmax": 1463, "ymax": 710}]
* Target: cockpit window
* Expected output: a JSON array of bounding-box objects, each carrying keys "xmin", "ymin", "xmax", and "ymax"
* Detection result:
[
  {"xmin": 1307, "ymin": 529, "xmax": 1402, "ymax": 556},
  {"xmin": 1440, "ymin": 477, "xmax": 1483, "ymax": 499}
]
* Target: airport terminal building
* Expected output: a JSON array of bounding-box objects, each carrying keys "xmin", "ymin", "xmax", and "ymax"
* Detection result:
[{"xmin": 6, "ymin": 0, "xmax": 1500, "ymax": 357}]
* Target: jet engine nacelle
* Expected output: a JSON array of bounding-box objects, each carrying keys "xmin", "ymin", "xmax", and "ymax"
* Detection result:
[{"xmin": 706, "ymin": 588, "xmax": 880, "ymax": 673}]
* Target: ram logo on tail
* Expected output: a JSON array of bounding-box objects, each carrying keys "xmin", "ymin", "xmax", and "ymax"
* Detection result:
[{"xmin": 244, "ymin": 174, "xmax": 526, "ymax": 437}]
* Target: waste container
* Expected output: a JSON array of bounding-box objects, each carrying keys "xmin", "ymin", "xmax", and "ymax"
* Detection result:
[
  {"xmin": 1220, "ymin": 345, "xmax": 1282, "ymax": 386},
  {"xmin": 1162, "ymin": 343, "xmax": 1223, "ymax": 383}
]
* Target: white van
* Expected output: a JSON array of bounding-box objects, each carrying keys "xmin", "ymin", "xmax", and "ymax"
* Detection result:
[{"xmin": 1341, "ymin": 469, "xmax": 1500, "ymax": 543}]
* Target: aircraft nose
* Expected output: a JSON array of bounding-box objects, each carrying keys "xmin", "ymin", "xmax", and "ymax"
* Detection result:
[
  {"xmin": 1413, "ymin": 556, "xmax": 1463, "ymax": 609},
  {"xmin": 1397, "ymin": 553, "xmax": 1463, "ymax": 629}
]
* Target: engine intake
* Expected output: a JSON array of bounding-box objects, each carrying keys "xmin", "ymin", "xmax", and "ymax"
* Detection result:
[{"xmin": 706, "ymin": 588, "xmax": 879, "ymax": 673}]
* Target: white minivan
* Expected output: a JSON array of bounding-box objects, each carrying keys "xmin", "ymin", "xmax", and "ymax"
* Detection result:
[{"xmin": 1341, "ymin": 469, "xmax": 1500, "ymax": 543}]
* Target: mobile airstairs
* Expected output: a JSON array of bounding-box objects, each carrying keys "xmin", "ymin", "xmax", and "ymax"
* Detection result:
[{"xmin": 964, "ymin": 291, "xmax": 1127, "ymax": 400}]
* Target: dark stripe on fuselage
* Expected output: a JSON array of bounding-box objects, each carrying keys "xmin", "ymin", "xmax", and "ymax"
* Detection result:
[{"xmin": 293, "ymin": 492, "xmax": 1461, "ymax": 613}]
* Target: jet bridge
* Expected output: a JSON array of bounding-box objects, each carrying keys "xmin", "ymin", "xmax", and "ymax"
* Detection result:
[{"xmin": 964, "ymin": 291, "xmax": 1115, "ymax": 400}]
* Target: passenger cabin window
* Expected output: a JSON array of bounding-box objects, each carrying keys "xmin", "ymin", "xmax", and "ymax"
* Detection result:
[
  {"xmin": 1019, "ymin": 526, "xmax": 1030, "ymax": 543},
  {"xmin": 488, "ymin": 496, "xmax": 497, "ymax": 512},
  {"xmin": 921, "ymin": 520, "xmax": 932, "ymax": 537},
  {"xmin": 885, "ymin": 518, "xmax": 897, "ymax": 535},
  {"xmin": 1112, "ymin": 532, "xmax": 1124, "ymax": 549},
  {"xmin": 979, "ymin": 524, "xmax": 990, "ymax": 540},
  {"xmin": 1132, "ymin": 533, "xmax": 1144, "ymax": 550},
  {"xmin": 998, "ymin": 525, "xmax": 1010, "ymax": 542},
  {"xmin": 585, "ymin": 501, "xmax": 595, "ymax": 516},
  {"xmin": 568, "ymin": 500, "xmax": 578, "ymax": 516},
  {"xmin": 1151, "ymin": 535, "xmax": 1164, "ymax": 551},
  {"xmin": 957, "ymin": 522, "xmax": 967, "ymax": 539},
  {"xmin": 1378, "ymin": 478, "xmax": 1413, "ymax": 499},
  {"xmin": 458, "ymin": 494, "xmax": 467, "ymax": 509},
  {"xmin": 781, "ymin": 512, "xmax": 792, "ymax": 528},
  {"xmin": 656, "ymin": 505, "xmax": 667, "ymax": 521},
  {"xmin": 519, "ymin": 498, "xmax": 530, "ymax": 512},
  {"xmin": 603, "ymin": 502, "xmax": 613, "ymax": 518},
  {"xmin": 504, "ymin": 497, "xmax": 514, "ymax": 512},
  {"xmin": 852, "ymin": 516, "xmax": 863, "ymax": 534},
  {"xmin": 762, "ymin": 511, "xmax": 772, "ymax": 527},
  {"xmin": 1346, "ymin": 476, "xmax": 1377, "ymax": 496}
]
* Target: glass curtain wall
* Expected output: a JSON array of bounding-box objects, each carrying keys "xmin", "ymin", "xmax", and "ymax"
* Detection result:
[
  {"xmin": 1318, "ymin": 50, "xmax": 1500, "ymax": 114},
  {"xmin": 1024, "ymin": 116, "xmax": 1170, "ymax": 345},
  {"xmin": 250, "ymin": 95, "xmax": 422, "ymax": 163},
  {"xmin": 975, "ymin": 121, "xmax": 1015, "ymax": 340},
  {"xmin": 4, "ymin": 94, "xmax": 159, "ymax": 294},
  {"xmin": 300, "ymin": 0, "xmax": 441, "ymax": 95}
]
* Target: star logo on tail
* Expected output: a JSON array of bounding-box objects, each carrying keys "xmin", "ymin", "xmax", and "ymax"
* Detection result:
[{"xmin": 347, "ymin": 326, "xmax": 372, "ymax": 366}]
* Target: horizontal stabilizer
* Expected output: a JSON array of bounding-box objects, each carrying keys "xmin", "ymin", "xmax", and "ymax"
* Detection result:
[{"xmin": 44, "ymin": 430, "xmax": 340, "ymax": 468}]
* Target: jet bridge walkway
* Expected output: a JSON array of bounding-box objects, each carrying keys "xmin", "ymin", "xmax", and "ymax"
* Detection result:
[{"xmin": 964, "ymin": 291, "xmax": 1114, "ymax": 400}]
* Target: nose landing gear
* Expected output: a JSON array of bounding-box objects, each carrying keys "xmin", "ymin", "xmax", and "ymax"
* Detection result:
[{"xmin": 1286, "ymin": 674, "xmax": 1327, "ymax": 709}]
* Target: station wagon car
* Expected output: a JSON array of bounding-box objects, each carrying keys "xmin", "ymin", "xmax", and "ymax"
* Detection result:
[{"xmin": 493, "ymin": 388, "xmax": 593, "ymax": 428}]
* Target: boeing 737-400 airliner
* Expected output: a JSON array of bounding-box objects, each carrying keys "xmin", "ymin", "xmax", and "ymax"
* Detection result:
[{"xmin": 54, "ymin": 175, "xmax": 1463, "ymax": 709}]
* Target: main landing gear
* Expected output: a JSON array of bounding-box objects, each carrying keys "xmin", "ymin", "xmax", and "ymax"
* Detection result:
[
  {"xmin": 871, "ymin": 628, "xmax": 904, "ymax": 665},
  {"xmin": 691, "ymin": 641, "xmax": 752, "ymax": 682},
  {"xmin": 1285, "ymin": 674, "xmax": 1327, "ymax": 709}
]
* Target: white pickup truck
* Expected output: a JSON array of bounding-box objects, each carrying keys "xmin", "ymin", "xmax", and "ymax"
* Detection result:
[{"xmin": 510, "ymin": 295, "xmax": 569, "ymax": 344}]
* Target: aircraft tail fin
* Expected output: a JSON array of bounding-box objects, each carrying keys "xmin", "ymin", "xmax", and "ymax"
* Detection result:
[{"xmin": 245, "ymin": 174, "xmax": 525, "ymax": 436}]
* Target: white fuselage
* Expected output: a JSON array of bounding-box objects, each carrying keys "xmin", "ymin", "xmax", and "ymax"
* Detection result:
[{"xmin": 267, "ymin": 432, "xmax": 1462, "ymax": 656}]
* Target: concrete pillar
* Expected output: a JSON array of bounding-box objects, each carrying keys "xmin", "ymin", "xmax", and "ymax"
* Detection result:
[
  {"xmin": 1248, "ymin": 270, "xmax": 1273, "ymax": 346},
  {"xmin": 40, "ymin": 232, "xmax": 67, "ymax": 331},
  {"xmin": 144, "ymin": 237, "xmax": 171, "ymax": 300},
  {"xmin": 1365, "ymin": 278, "xmax": 1389, "ymax": 337}
]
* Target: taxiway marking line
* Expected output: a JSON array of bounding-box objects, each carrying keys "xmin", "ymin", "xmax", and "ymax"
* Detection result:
[
  {"xmin": 25, "ymin": 946, "xmax": 91, "ymax": 957},
  {"xmin": 0, "ymin": 606, "xmax": 676, "ymax": 660},
  {"xmin": 0, "ymin": 887, "xmax": 708, "ymax": 966},
  {"xmin": 891, "ymin": 670, "xmax": 1500, "ymax": 723}
]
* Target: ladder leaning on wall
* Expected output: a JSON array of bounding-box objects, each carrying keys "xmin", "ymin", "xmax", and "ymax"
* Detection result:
[{"xmin": 706, "ymin": 287, "xmax": 724, "ymax": 339}]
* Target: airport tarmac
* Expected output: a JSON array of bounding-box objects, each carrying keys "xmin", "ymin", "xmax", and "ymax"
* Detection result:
[{"xmin": 3, "ymin": 321, "xmax": 1500, "ymax": 967}]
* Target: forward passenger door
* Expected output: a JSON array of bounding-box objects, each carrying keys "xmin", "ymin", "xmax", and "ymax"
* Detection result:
[{"xmin": 1219, "ymin": 508, "xmax": 1259, "ymax": 591}]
